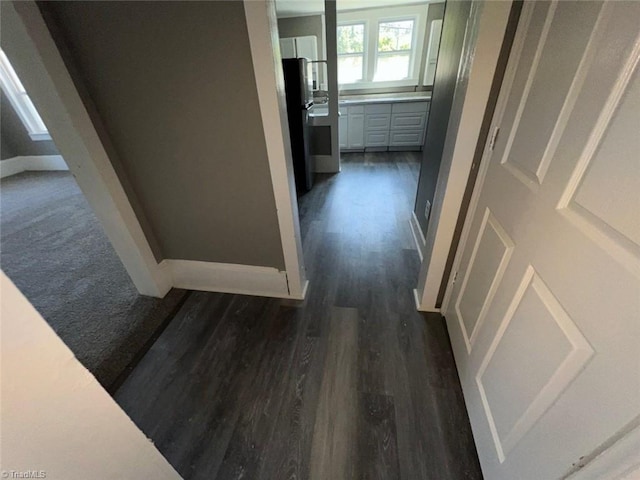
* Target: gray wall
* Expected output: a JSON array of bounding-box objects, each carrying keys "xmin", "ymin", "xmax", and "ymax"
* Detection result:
[
  {"xmin": 41, "ymin": 1, "xmax": 285, "ymax": 269},
  {"xmin": 1, "ymin": 91, "xmax": 59, "ymax": 160},
  {"xmin": 414, "ymin": 1, "xmax": 471, "ymax": 234}
]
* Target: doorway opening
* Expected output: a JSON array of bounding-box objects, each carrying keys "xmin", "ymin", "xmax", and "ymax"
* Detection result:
[
  {"xmin": 275, "ymin": 1, "xmax": 446, "ymax": 261},
  {"xmin": 0, "ymin": 38, "xmax": 186, "ymax": 391}
]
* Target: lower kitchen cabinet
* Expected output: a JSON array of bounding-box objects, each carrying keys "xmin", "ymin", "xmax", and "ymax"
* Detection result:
[
  {"xmin": 339, "ymin": 100, "xmax": 429, "ymax": 151},
  {"xmin": 347, "ymin": 106, "xmax": 365, "ymax": 149}
]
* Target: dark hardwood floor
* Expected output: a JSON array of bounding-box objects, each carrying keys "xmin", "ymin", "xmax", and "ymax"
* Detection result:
[{"xmin": 114, "ymin": 151, "xmax": 483, "ymax": 480}]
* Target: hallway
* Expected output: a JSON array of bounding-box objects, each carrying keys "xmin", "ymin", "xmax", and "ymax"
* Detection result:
[{"xmin": 114, "ymin": 152, "xmax": 482, "ymax": 479}]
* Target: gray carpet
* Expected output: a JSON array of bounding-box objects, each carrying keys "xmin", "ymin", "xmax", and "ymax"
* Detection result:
[{"xmin": 0, "ymin": 171, "xmax": 187, "ymax": 389}]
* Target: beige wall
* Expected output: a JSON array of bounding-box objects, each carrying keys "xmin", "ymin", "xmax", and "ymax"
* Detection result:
[
  {"xmin": 39, "ymin": 1, "xmax": 285, "ymax": 269},
  {"xmin": 0, "ymin": 273, "xmax": 181, "ymax": 479}
]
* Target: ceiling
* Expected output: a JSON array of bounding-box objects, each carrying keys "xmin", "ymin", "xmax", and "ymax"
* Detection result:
[{"xmin": 275, "ymin": 0, "xmax": 433, "ymax": 18}]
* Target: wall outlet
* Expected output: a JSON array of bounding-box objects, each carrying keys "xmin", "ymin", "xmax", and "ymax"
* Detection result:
[{"xmin": 424, "ymin": 200, "xmax": 432, "ymax": 222}]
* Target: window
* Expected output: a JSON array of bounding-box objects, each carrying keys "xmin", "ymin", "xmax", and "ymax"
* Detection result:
[
  {"xmin": 337, "ymin": 5, "xmax": 428, "ymax": 89},
  {"xmin": 0, "ymin": 50, "xmax": 50, "ymax": 141},
  {"xmin": 337, "ymin": 23, "xmax": 365, "ymax": 84},
  {"xmin": 374, "ymin": 20, "xmax": 415, "ymax": 81}
]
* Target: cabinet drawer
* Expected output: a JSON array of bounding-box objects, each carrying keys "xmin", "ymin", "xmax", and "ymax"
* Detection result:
[
  {"xmin": 365, "ymin": 113, "xmax": 391, "ymax": 131},
  {"xmin": 389, "ymin": 129, "xmax": 425, "ymax": 146},
  {"xmin": 390, "ymin": 112, "xmax": 426, "ymax": 130},
  {"xmin": 392, "ymin": 101, "xmax": 429, "ymax": 114},
  {"xmin": 364, "ymin": 103, "xmax": 392, "ymax": 115},
  {"xmin": 346, "ymin": 104, "xmax": 364, "ymax": 114},
  {"xmin": 365, "ymin": 131, "xmax": 389, "ymax": 147}
]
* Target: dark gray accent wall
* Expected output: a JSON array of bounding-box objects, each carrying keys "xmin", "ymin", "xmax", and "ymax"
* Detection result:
[
  {"xmin": 1, "ymin": 91, "xmax": 59, "ymax": 160},
  {"xmin": 414, "ymin": 1, "xmax": 471, "ymax": 234},
  {"xmin": 41, "ymin": 1, "xmax": 285, "ymax": 269}
]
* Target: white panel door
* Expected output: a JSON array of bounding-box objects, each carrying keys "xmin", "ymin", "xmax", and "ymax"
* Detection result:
[{"xmin": 443, "ymin": 2, "xmax": 640, "ymax": 479}]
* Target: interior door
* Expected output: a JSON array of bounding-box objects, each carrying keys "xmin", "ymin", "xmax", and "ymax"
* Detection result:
[{"xmin": 443, "ymin": 2, "xmax": 640, "ymax": 479}]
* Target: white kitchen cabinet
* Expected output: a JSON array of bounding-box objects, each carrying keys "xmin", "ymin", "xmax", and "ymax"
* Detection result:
[
  {"xmin": 423, "ymin": 19, "xmax": 442, "ymax": 87},
  {"xmin": 279, "ymin": 38, "xmax": 297, "ymax": 59},
  {"xmin": 347, "ymin": 105, "xmax": 364, "ymax": 149},
  {"xmin": 279, "ymin": 35, "xmax": 319, "ymax": 88},
  {"xmin": 339, "ymin": 107, "xmax": 348, "ymax": 149},
  {"xmin": 364, "ymin": 104, "xmax": 391, "ymax": 147},
  {"xmin": 339, "ymin": 100, "xmax": 429, "ymax": 151},
  {"xmin": 293, "ymin": 36, "xmax": 318, "ymax": 61},
  {"xmin": 390, "ymin": 101, "xmax": 429, "ymax": 148}
]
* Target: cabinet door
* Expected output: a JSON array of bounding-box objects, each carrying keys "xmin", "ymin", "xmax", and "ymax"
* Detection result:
[
  {"xmin": 348, "ymin": 113, "xmax": 365, "ymax": 149},
  {"xmin": 365, "ymin": 131, "xmax": 390, "ymax": 147},
  {"xmin": 390, "ymin": 113, "xmax": 427, "ymax": 130},
  {"xmin": 295, "ymin": 36, "xmax": 318, "ymax": 89},
  {"xmin": 389, "ymin": 130, "xmax": 424, "ymax": 146},
  {"xmin": 279, "ymin": 38, "xmax": 296, "ymax": 59},
  {"xmin": 339, "ymin": 109, "xmax": 349, "ymax": 149},
  {"xmin": 423, "ymin": 19, "xmax": 443, "ymax": 87},
  {"xmin": 294, "ymin": 36, "xmax": 318, "ymax": 60}
]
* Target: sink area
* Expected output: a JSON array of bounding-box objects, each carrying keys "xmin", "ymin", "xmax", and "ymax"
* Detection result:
[{"xmin": 310, "ymin": 104, "xmax": 328, "ymax": 116}]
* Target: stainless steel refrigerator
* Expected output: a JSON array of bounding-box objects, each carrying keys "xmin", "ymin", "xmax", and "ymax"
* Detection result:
[{"xmin": 282, "ymin": 58, "xmax": 314, "ymax": 194}]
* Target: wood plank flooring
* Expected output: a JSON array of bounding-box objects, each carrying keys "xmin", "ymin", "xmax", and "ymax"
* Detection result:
[{"xmin": 114, "ymin": 152, "xmax": 483, "ymax": 479}]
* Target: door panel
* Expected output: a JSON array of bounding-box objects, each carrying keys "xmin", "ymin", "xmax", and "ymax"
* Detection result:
[{"xmin": 444, "ymin": 2, "xmax": 640, "ymax": 479}]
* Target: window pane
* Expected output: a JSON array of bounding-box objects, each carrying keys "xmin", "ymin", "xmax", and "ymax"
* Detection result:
[
  {"xmin": 337, "ymin": 24, "xmax": 365, "ymax": 54},
  {"xmin": 374, "ymin": 53, "xmax": 410, "ymax": 81},
  {"xmin": 338, "ymin": 55, "xmax": 363, "ymax": 84},
  {"xmin": 378, "ymin": 20, "xmax": 414, "ymax": 52}
]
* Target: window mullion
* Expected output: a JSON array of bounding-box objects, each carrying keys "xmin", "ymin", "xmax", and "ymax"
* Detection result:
[{"xmin": 365, "ymin": 20, "xmax": 377, "ymax": 83}]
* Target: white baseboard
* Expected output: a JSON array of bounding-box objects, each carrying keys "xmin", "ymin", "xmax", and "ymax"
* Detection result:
[
  {"xmin": 0, "ymin": 155, "xmax": 68, "ymax": 178},
  {"xmin": 313, "ymin": 155, "xmax": 339, "ymax": 173},
  {"xmin": 413, "ymin": 288, "xmax": 441, "ymax": 313},
  {"xmin": 410, "ymin": 211, "xmax": 427, "ymax": 262},
  {"xmin": 161, "ymin": 259, "xmax": 294, "ymax": 299}
]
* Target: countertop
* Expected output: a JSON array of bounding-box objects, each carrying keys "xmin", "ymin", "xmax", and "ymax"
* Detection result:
[
  {"xmin": 338, "ymin": 92, "xmax": 431, "ymax": 105},
  {"xmin": 309, "ymin": 92, "xmax": 431, "ymax": 125}
]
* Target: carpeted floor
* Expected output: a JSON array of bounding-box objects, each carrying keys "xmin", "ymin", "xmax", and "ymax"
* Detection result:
[{"xmin": 0, "ymin": 171, "xmax": 188, "ymax": 389}]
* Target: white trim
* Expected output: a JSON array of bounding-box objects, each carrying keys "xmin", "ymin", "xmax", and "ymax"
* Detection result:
[
  {"xmin": 409, "ymin": 211, "xmax": 426, "ymax": 261},
  {"xmin": 440, "ymin": 2, "xmax": 536, "ymax": 315},
  {"xmin": 28, "ymin": 132, "xmax": 52, "ymax": 141},
  {"xmin": 415, "ymin": 1, "xmax": 512, "ymax": 311},
  {"xmin": 163, "ymin": 260, "xmax": 291, "ymax": 299},
  {"xmin": 0, "ymin": 154, "xmax": 68, "ymax": 178},
  {"xmin": 244, "ymin": 0, "xmax": 308, "ymax": 299},
  {"xmin": 0, "ymin": 49, "xmax": 50, "ymax": 140},
  {"xmin": 3, "ymin": 2, "xmax": 171, "ymax": 298},
  {"xmin": 413, "ymin": 288, "xmax": 441, "ymax": 313},
  {"xmin": 337, "ymin": 4, "xmax": 429, "ymax": 89},
  {"xmin": 565, "ymin": 417, "xmax": 640, "ymax": 480}
]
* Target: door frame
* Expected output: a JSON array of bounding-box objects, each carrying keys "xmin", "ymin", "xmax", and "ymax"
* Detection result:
[
  {"xmin": 414, "ymin": 0, "xmax": 512, "ymax": 311},
  {"xmin": 3, "ymin": 0, "xmax": 309, "ymax": 300},
  {"xmin": 244, "ymin": 0, "xmax": 308, "ymax": 299},
  {"xmin": 2, "ymin": 1, "xmax": 171, "ymax": 297}
]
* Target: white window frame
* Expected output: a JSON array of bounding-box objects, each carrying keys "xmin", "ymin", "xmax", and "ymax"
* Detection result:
[
  {"xmin": 337, "ymin": 21, "xmax": 368, "ymax": 84},
  {"xmin": 0, "ymin": 49, "xmax": 51, "ymax": 141},
  {"xmin": 337, "ymin": 4, "xmax": 428, "ymax": 90},
  {"xmin": 374, "ymin": 15, "xmax": 418, "ymax": 83}
]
